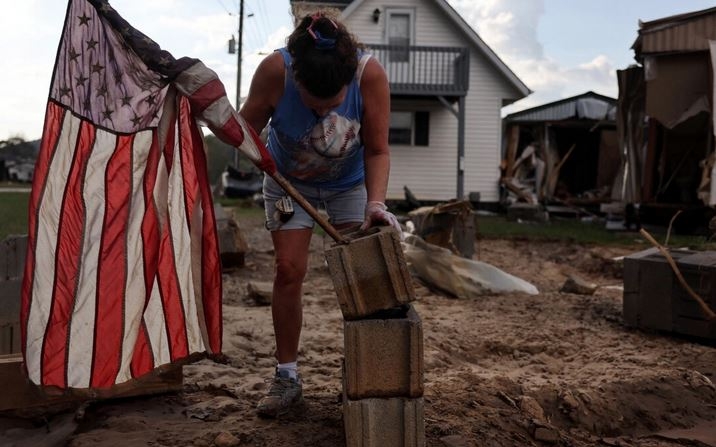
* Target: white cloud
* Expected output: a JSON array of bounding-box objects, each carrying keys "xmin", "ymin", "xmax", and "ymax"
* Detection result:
[
  {"xmin": 448, "ymin": 0, "xmax": 545, "ymax": 59},
  {"xmin": 447, "ymin": 0, "xmax": 618, "ymax": 114}
]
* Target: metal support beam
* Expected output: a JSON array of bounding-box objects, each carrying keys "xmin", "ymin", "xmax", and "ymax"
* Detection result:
[
  {"xmin": 436, "ymin": 96, "xmax": 458, "ymax": 118},
  {"xmin": 437, "ymin": 96, "xmax": 466, "ymax": 199},
  {"xmin": 457, "ymin": 96, "xmax": 466, "ymax": 199}
]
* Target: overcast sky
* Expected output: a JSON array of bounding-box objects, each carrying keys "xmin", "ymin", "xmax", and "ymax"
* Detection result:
[{"xmin": 2, "ymin": 0, "xmax": 714, "ymax": 141}]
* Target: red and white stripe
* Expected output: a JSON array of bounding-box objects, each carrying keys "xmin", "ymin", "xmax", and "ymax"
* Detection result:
[
  {"xmin": 174, "ymin": 61, "xmax": 276, "ymax": 176},
  {"xmin": 22, "ymin": 95, "xmax": 222, "ymax": 388}
]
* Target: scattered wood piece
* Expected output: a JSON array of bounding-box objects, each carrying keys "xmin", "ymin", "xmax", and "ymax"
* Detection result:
[
  {"xmin": 496, "ymin": 390, "xmax": 517, "ymax": 408},
  {"xmin": 560, "ymin": 274, "xmax": 598, "ymax": 295},
  {"xmin": 501, "ymin": 177, "xmax": 535, "ymax": 204},
  {"xmin": 504, "ymin": 124, "xmax": 520, "ymax": 178},
  {"xmin": 546, "ymin": 143, "xmax": 576, "ymax": 191}
]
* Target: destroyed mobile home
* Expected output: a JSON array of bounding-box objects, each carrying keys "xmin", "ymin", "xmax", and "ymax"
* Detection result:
[
  {"xmin": 501, "ymin": 91, "xmax": 618, "ymax": 210},
  {"xmin": 501, "ymin": 6, "xmax": 716, "ymax": 233}
]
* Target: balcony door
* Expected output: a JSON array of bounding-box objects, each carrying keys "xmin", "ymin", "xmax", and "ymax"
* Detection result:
[{"xmin": 384, "ymin": 8, "xmax": 414, "ymax": 86}]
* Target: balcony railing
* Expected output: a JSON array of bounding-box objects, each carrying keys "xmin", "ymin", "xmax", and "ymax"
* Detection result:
[{"xmin": 366, "ymin": 44, "xmax": 469, "ymax": 96}]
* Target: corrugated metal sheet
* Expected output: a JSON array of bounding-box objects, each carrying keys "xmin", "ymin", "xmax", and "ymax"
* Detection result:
[
  {"xmin": 504, "ymin": 92, "xmax": 616, "ymax": 123},
  {"xmin": 634, "ymin": 7, "xmax": 716, "ymax": 56}
]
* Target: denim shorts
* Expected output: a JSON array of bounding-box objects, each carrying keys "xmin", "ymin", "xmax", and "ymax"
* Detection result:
[{"xmin": 263, "ymin": 175, "xmax": 367, "ymax": 231}]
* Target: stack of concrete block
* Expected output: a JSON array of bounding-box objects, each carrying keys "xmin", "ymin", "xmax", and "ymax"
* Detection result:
[
  {"xmin": 624, "ymin": 247, "xmax": 716, "ymax": 339},
  {"xmin": 325, "ymin": 226, "xmax": 425, "ymax": 447},
  {"xmin": 0, "ymin": 235, "xmax": 27, "ymax": 355}
]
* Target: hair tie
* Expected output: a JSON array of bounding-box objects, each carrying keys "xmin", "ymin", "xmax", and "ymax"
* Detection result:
[{"xmin": 307, "ymin": 13, "xmax": 337, "ymax": 50}]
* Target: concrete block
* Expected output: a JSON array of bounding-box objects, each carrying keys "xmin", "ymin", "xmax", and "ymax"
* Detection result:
[
  {"xmin": 344, "ymin": 304, "xmax": 423, "ymax": 399},
  {"xmin": 325, "ymin": 226, "xmax": 415, "ymax": 320},
  {"xmin": 343, "ymin": 396, "xmax": 425, "ymax": 447}
]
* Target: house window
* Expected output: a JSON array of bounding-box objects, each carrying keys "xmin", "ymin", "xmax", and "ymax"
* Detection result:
[
  {"xmin": 389, "ymin": 111, "xmax": 429, "ymax": 146},
  {"xmin": 386, "ymin": 10, "xmax": 412, "ymax": 62}
]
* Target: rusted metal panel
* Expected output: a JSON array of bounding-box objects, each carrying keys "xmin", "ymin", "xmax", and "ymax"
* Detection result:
[{"xmin": 636, "ymin": 8, "xmax": 716, "ymax": 56}]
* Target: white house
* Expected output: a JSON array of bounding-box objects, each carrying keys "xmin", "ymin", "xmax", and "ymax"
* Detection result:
[{"xmin": 291, "ymin": 0, "xmax": 530, "ymax": 204}]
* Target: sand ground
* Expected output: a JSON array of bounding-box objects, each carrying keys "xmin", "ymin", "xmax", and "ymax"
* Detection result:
[{"xmin": 2, "ymin": 211, "xmax": 715, "ymax": 446}]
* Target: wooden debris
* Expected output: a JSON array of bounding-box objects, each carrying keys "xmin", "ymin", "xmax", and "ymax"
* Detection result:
[
  {"xmin": 639, "ymin": 228, "xmax": 716, "ymax": 320},
  {"xmin": 245, "ymin": 281, "xmax": 273, "ymax": 306},
  {"xmin": 0, "ymin": 353, "xmax": 183, "ymax": 413},
  {"xmin": 501, "ymin": 177, "xmax": 536, "ymax": 204},
  {"xmin": 215, "ymin": 205, "xmax": 249, "ymax": 270},
  {"xmin": 408, "ymin": 200, "xmax": 476, "ymax": 258},
  {"xmin": 560, "ymin": 274, "xmax": 598, "ymax": 295}
]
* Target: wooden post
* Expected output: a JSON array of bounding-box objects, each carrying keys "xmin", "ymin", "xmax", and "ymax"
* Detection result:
[
  {"xmin": 504, "ymin": 124, "xmax": 520, "ymax": 178},
  {"xmin": 642, "ymin": 118, "xmax": 659, "ymax": 202}
]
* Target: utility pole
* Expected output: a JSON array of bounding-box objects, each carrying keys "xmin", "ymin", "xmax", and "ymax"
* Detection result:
[
  {"xmin": 236, "ymin": 0, "xmax": 244, "ymax": 113},
  {"xmin": 228, "ymin": 0, "xmax": 245, "ymax": 169}
]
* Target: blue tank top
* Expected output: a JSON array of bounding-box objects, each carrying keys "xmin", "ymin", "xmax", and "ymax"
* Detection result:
[{"xmin": 267, "ymin": 48, "xmax": 367, "ymax": 189}]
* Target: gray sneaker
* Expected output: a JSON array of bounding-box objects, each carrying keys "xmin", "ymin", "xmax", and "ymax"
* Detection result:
[{"xmin": 256, "ymin": 369, "xmax": 304, "ymax": 418}]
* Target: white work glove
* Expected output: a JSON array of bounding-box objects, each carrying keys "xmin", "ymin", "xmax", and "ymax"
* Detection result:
[{"xmin": 360, "ymin": 201, "xmax": 402, "ymax": 235}]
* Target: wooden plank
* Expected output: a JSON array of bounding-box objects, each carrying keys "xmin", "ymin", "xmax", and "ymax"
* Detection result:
[
  {"xmin": 0, "ymin": 238, "xmax": 8, "ymax": 280},
  {"xmin": 504, "ymin": 124, "xmax": 520, "ymax": 178},
  {"xmin": 642, "ymin": 118, "xmax": 659, "ymax": 202},
  {"xmin": 0, "ymin": 323, "xmax": 21, "ymax": 355},
  {"xmin": 0, "ymin": 279, "xmax": 22, "ymax": 325},
  {"xmin": 0, "ymin": 354, "xmax": 184, "ymax": 413}
]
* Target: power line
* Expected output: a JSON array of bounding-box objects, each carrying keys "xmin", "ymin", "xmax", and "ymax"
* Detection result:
[
  {"xmin": 213, "ymin": 0, "xmax": 232, "ymax": 15},
  {"xmin": 254, "ymin": 0, "xmax": 274, "ymax": 42}
]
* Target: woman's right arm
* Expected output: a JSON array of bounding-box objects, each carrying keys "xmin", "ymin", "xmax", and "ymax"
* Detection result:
[{"xmin": 239, "ymin": 51, "xmax": 285, "ymax": 135}]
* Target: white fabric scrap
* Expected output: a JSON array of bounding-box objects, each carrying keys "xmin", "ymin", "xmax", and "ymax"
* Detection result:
[{"xmin": 402, "ymin": 234, "xmax": 539, "ymax": 297}]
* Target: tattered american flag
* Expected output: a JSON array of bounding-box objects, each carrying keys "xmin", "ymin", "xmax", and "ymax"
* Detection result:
[{"xmin": 21, "ymin": 0, "xmax": 274, "ymax": 389}]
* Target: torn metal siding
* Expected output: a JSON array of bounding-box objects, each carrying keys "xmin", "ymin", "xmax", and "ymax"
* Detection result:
[
  {"xmin": 633, "ymin": 7, "xmax": 716, "ymax": 57},
  {"xmin": 615, "ymin": 6, "xmax": 716, "ymax": 209},
  {"xmin": 644, "ymin": 52, "xmax": 710, "ymax": 129},
  {"xmin": 613, "ymin": 67, "xmax": 646, "ymax": 204}
]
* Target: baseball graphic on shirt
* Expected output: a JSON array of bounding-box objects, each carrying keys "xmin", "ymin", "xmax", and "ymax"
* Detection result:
[{"xmin": 309, "ymin": 112, "xmax": 361, "ymax": 158}]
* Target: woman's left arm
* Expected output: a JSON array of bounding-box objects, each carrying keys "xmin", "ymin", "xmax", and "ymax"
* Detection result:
[
  {"xmin": 359, "ymin": 58, "xmax": 402, "ymax": 233},
  {"xmin": 360, "ymin": 57, "xmax": 391, "ymax": 204}
]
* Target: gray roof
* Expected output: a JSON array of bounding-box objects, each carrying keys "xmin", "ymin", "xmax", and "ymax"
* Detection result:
[{"xmin": 504, "ymin": 91, "xmax": 616, "ymax": 123}]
